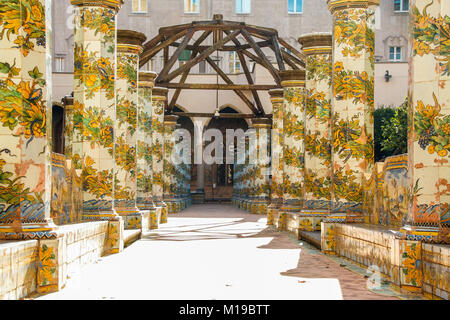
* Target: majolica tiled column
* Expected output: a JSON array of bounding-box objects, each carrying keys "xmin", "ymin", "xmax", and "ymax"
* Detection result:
[
  {"xmin": 0, "ymin": 0, "xmax": 57, "ymax": 240},
  {"xmin": 404, "ymin": 0, "xmax": 449, "ymax": 240},
  {"xmin": 163, "ymin": 115, "xmax": 179, "ymax": 214},
  {"xmin": 114, "ymin": 30, "xmax": 146, "ymax": 229},
  {"xmin": 252, "ymin": 118, "xmax": 271, "ymax": 215},
  {"xmin": 63, "ymin": 95, "xmax": 83, "ymax": 223},
  {"xmin": 328, "ymin": 0, "xmax": 377, "ymax": 221},
  {"xmin": 267, "ymin": 89, "xmax": 284, "ymax": 225},
  {"xmin": 385, "ymin": 0, "xmax": 450, "ymax": 292},
  {"xmin": 72, "ymin": 0, "xmax": 121, "ymax": 219},
  {"xmin": 279, "ymin": 70, "xmax": 306, "ymax": 225},
  {"xmin": 298, "ymin": 33, "xmax": 333, "ymax": 231},
  {"xmin": 245, "ymin": 134, "xmax": 254, "ymax": 212},
  {"xmin": 151, "ymin": 87, "xmax": 168, "ymax": 223},
  {"xmin": 137, "ymin": 71, "xmax": 158, "ymax": 228},
  {"xmin": 72, "ymin": 0, "xmax": 124, "ymax": 254}
]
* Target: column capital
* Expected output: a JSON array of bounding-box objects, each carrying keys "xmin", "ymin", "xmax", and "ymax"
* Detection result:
[
  {"xmin": 279, "ymin": 70, "xmax": 305, "ymax": 88},
  {"xmin": 269, "ymin": 89, "xmax": 284, "ymax": 103},
  {"xmin": 164, "ymin": 115, "xmax": 179, "ymax": 126},
  {"xmin": 117, "ymin": 29, "xmax": 146, "ymax": 54},
  {"xmin": 139, "ymin": 71, "xmax": 157, "ymax": 88},
  {"xmin": 252, "ymin": 118, "xmax": 272, "ymax": 129},
  {"xmin": 70, "ymin": 0, "xmax": 124, "ymax": 12},
  {"xmin": 298, "ymin": 33, "xmax": 332, "ymax": 55},
  {"xmin": 62, "ymin": 95, "xmax": 74, "ymax": 109},
  {"xmin": 152, "ymin": 87, "xmax": 168, "ymax": 101},
  {"xmin": 327, "ymin": 0, "xmax": 379, "ymax": 13}
]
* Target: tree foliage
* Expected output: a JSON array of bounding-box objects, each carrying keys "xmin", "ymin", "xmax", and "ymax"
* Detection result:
[{"xmin": 373, "ymin": 100, "xmax": 408, "ymax": 161}]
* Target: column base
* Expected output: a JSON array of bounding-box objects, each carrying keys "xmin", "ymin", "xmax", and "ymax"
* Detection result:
[
  {"xmin": 322, "ymin": 212, "xmax": 364, "ymax": 224},
  {"xmin": 0, "ymin": 218, "xmax": 59, "ymax": 240},
  {"xmin": 298, "ymin": 210, "xmax": 331, "ymax": 231},
  {"xmin": 251, "ymin": 199, "xmax": 269, "ymax": 215},
  {"xmin": 156, "ymin": 201, "xmax": 168, "ymax": 224},
  {"xmin": 391, "ymin": 225, "xmax": 441, "ymax": 243},
  {"xmin": 267, "ymin": 203, "xmax": 280, "ymax": 226}
]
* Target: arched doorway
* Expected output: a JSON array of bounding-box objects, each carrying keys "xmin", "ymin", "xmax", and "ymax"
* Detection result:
[{"xmin": 204, "ymin": 106, "xmax": 248, "ymax": 202}]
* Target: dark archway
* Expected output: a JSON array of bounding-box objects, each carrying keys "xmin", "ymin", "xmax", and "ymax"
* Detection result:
[{"xmin": 204, "ymin": 106, "xmax": 249, "ymax": 201}]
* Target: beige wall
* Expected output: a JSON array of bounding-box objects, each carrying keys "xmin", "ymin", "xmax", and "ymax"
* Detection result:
[{"xmin": 374, "ymin": 62, "xmax": 408, "ymax": 108}]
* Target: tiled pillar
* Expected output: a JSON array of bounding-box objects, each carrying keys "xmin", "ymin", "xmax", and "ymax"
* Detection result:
[
  {"xmin": 72, "ymin": 0, "xmax": 121, "ymax": 219},
  {"xmin": 267, "ymin": 89, "xmax": 284, "ymax": 225},
  {"xmin": 328, "ymin": 0, "xmax": 378, "ymax": 221},
  {"xmin": 163, "ymin": 115, "xmax": 179, "ymax": 214},
  {"xmin": 298, "ymin": 33, "xmax": 333, "ymax": 231},
  {"xmin": 402, "ymin": 0, "xmax": 449, "ymax": 242},
  {"xmin": 245, "ymin": 134, "xmax": 254, "ymax": 212},
  {"xmin": 71, "ymin": 0, "xmax": 124, "ymax": 253},
  {"xmin": 242, "ymin": 136, "xmax": 250, "ymax": 211},
  {"xmin": 252, "ymin": 118, "xmax": 271, "ymax": 215},
  {"xmin": 151, "ymin": 88, "xmax": 168, "ymax": 223},
  {"xmin": 137, "ymin": 71, "xmax": 157, "ymax": 228},
  {"xmin": 279, "ymin": 70, "xmax": 306, "ymax": 225},
  {"xmin": 114, "ymin": 30, "xmax": 146, "ymax": 229},
  {"xmin": 63, "ymin": 96, "xmax": 83, "ymax": 223},
  {"xmin": 0, "ymin": 0, "xmax": 58, "ymax": 239}
]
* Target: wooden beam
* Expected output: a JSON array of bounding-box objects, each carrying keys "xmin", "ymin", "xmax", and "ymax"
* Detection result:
[
  {"xmin": 241, "ymin": 29, "xmax": 281, "ymax": 85},
  {"xmin": 280, "ymin": 50, "xmax": 300, "ymax": 70},
  {"xmin": 237, "ymin": 51, "xmax": 264, "ymax": 115},
  {"xmin": 205, "ymin": 56, "xmax": 259, "ymax": 115},
  {"xmin": 160, "ymin": 29, "xmax": 241, "ymax": 83},
  {"xmin": 170, "ymin": 40, "xmax": 272, "ymax": 52},
  {"xmin": 278, "ymin": 37, "xmax": 306, "ymax": 66},
  {"xmin": 156, "ymin": 29, "xmax": 195, "ymax": 83},
  {"xmin": 160, "ymin": 83, "xmax": 280, "ymax": 90},
  {"xmin": 167, "ymin": 31, "xmax": 212, "ymax": 112},
  {"xmin": 173, "ymin": 112, "xmax": 272, "ymax": 119},
  {"xmin": 140, "ymin": 29, "xmax": 190, "ymax": 67},
  {"xmin": 271, "ymin": 35, "xmax": 285, "ymax": 71}
]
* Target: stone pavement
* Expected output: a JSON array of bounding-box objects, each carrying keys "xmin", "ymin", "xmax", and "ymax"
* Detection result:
[{"xmin": 37, "ymin": 204, "xmax": 401, "ymax": 300}]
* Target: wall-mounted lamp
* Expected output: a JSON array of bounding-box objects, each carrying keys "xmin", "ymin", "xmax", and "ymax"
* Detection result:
[{"xmin": 385, "ymin": 70, "xmax": 392, "ymax": 82}]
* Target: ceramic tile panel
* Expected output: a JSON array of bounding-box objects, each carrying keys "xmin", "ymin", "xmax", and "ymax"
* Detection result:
[
  {"xmin": 113, "ymin": 30, "xmax": 145, "ymax": 224},
  {"xmin": 408, "ymin": 0, "xmax": 449, "ymax": 233},
  {"xmin": 137, "ymin": 72, "xmax": 156, "ymax": 211},
  {"xmin": 328, "ymin": 0, "xmax": 378, "ymax": 215},
  {"xmin": 279, "ymin": 70, "xmax": 306, "ymax": 216},
  {"xmin": 0, "ymin": 0, "xmax": 58, "ymax": 239},
  {"xmin": 299, "ymin": 34, "xmax": 333, "ymax": 213},
  {"xmin": 163, "ymin": 115, "xmax": 178, "ymax": 214},
  {"xmin": 71, "ymin": 0, "xmax": 124, "ymax": 219},
  {"xmin": 251, "ymin": 118, "xmax": 271, "ymax": 214},
  {"xmin": 151, "ymin": 88, "xmax": 167, "ymax": 214}
]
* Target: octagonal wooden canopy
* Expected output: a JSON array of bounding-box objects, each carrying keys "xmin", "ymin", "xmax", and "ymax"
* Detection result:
[{"xmin": 139, "ymin": 14, "xmax": 306, "ymax": 116}]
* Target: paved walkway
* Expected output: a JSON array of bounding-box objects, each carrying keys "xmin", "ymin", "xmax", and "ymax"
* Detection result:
[{"xmin": 38, "ymin": 204, "xmax": 399, "ymax": 300}]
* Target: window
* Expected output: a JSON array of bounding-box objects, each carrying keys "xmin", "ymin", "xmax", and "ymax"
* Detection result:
[
  {"xmin": 394, "ymin": 0, "xmax": 408, "ymax": 12},
  {"xmin": 185, "ymin": 0, "xmax": 200, "ymax": 13},
  {"xmin": 236, "ymin": 0, "xmax": 251, "ymax": 14},
  {"xmin": 389, "ymin": 46, "xmax": 402, "ymax": 61},
  {"xmin": 288, "ymin": 0, "xmax": 303, "ymax": 13},
  {"xmin": 55, "ymin": 57, "xmax": 64, "ymax": 72},
  {"xmin": 229, "ymin": 52, "xmax": 241, "ymax": 74},
  {"xmin": 132, "ymin": 0, "xmax": 147, "ymax": 13}
]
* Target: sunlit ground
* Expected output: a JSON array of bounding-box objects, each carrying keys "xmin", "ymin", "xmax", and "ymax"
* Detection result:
[{"xmin": 37, "ymin": 205, "xmax": 363, "ymax": 300}]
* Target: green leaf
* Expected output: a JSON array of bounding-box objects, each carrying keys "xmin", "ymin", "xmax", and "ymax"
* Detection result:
[{"xmin": 28, "ymin": 66, "xmax": 43, "ymax": 79}]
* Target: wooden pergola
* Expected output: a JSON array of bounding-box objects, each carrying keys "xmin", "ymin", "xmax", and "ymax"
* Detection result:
[{"xmin": 139, "ymin": 14, "xmax": 305, "ymax": 117}]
